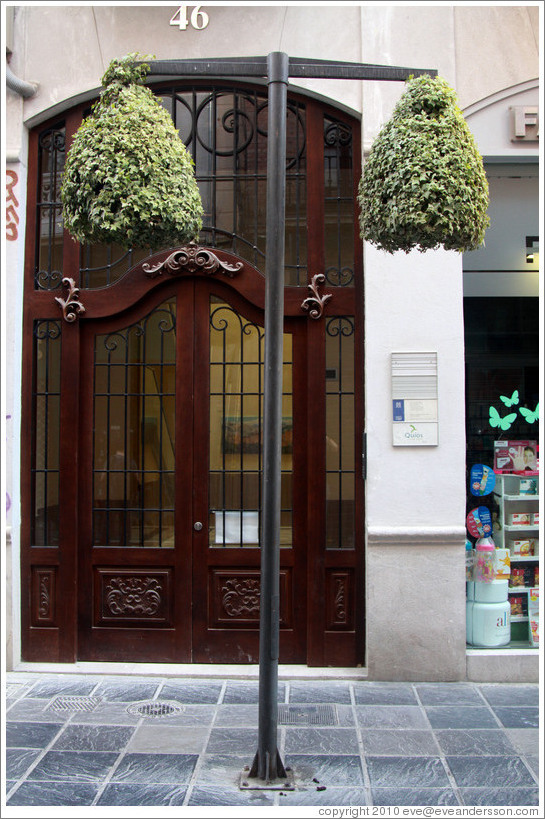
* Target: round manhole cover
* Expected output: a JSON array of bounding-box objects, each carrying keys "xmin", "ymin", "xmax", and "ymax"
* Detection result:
[{"xmin": 126, "ymin": 700, "xmax": 186, "ymax": 718}]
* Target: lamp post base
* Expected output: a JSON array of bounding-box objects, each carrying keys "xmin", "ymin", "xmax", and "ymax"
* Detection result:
[{"xmin": 239, "ymin": 763, "xmax": 295, "ymax": 791}]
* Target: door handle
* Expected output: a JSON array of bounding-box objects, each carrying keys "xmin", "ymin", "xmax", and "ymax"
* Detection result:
[{"xmin": 193, "ymin": 521, "xmax": 203, "ymax": 531}]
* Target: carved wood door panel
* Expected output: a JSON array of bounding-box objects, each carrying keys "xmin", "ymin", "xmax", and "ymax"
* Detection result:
[{"xmin": 76, "ymin": 263, "xmax": 308, "ymax": 663}]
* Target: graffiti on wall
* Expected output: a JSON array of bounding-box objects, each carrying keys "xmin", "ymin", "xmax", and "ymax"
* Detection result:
[{"xmin": 6, "ymin": 169, "xmax": 19, "ymax": 241}]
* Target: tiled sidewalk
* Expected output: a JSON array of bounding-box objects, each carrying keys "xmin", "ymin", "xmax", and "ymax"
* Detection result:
[{"xmin": 4, "ymin": 673, "xmax": 540, "ymax": 808}]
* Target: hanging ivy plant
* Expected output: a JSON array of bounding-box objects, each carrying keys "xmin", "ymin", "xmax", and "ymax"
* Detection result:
[
  {"xmin": 61, "ymin": 54, "xmax": 203, "ymax": 251},
  {"xmin": 358, "ymin": 75, "xmax": 489, "ymax": 254}
]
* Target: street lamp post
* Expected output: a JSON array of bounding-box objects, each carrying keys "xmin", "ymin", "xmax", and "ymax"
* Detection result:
[{"xmin": 141, "ymin": 53, "xmax": 436, "ymax": 787}]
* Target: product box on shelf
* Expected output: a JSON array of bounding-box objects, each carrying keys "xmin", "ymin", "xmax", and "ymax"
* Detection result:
[
  {"xmin": 494, "ymin": 440, "xmax": 538, "ymax": 475},
  {"xmin": 528, "ymin": 588, "xmax": 539, "ymax": 647},
  {"xmin": 511, "ymin": 568, "xmax": 525, "ymax": 587},
  {"xmin": 510, "ymin": 539, "xmax": 536, "ymax": 556},
  {"xmin": 509, "ymin": 596, "xmax": 526, "ymax": 618},
  {"xmin": 509, "ymin": 513, "xmax": 533, "ymax": 526}
]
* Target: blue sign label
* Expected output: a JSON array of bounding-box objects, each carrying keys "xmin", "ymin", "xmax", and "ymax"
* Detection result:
[
  {"xmin": 466, "ymin": 506, "xmax": 493, "ymax": 538},
  {"xmin": 393, "ymin": 399, "xmax": 405, "ymax": 422},
  {"xmin": 470, "ymin": 464, "xmax": 496, "ymax": 496}
]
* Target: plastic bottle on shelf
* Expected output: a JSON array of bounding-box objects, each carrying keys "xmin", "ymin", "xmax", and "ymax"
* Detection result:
[{"xmin": 473, "ymin": 537, "xmax": 496, "ymax": 584}]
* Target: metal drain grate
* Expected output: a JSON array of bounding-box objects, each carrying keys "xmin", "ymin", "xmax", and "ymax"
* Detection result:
[
  {"xmin": 126, "ymin": 700, "xmax": 186, "ymax": 718},
  {"xmin": 47, "ymin": 696, "xmax": 103, "ymax": 713},
  {"xmin": 278, "ymin": 704, "xmax": 338, "ymax": 726}
]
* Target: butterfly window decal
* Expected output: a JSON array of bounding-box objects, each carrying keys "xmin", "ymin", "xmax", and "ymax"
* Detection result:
[
  {"xmin": 519, "ymin": 403, "xmax": 539, "ymax": 424},
  {"xmin": 488, "ymin": 388, "xmax": 539, "ymax": 432},
  {"xmin": 489, "ymin": 406, "xmax": 517, "ymax": 431},
  {"xmin": 499, "ymin": 390, "xmax": 519, "ymax": 407}
]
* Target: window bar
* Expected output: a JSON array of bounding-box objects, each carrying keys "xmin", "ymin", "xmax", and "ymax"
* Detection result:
[
  {"xmin": 232, "ymin": 91, "xmax": 239, "ymax": 260},
  {"xmin": 337, "ymin": 324, "xmax": 343, "ymax": 548},
  {"xmin": 123, "ymin": 323, "xmax": 130, "ymax": 548},
  {"xmin": 105, "ymin": 334, "xmax": 113, "ymax": 547},
  {"xmin": 140, "ymin": 323, "xmax": 147, "ymax": 546},
  {"xmin": 158, "ymin": 318, "xmax": 165, "ymax": 547},
  {"xmin": 239, "ymin": 315, "xmax": 244, "ymax": 546},
  {"xmin": 253, "ymin": 90, "xmax": 259, "ymax": 270},
  {"xmin": 220, "ymin": 307, "xmax": 227, "ymax": 546},
  {"xmin": 211, "ymin": 90, "xmax": 218, "ymax": 248},
  {"xmin": 336, "ymin": 127, "xmax": 343, "ymax": 287},
  {"xmin": 258, "ymin": 327, "xmax": 263, "ymax": 545},
  {"xmin": 42, "ymin": 326, "xmax": 51, "ymax": 546},
  {"xmin": 92, "ymin": 340, "xmax": 98, "ymax": 546}
]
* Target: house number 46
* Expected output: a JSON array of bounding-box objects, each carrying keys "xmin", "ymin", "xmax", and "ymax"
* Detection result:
[{"xmin": 170, "ymin": 5, "xmax": 209, "ymax": 30}]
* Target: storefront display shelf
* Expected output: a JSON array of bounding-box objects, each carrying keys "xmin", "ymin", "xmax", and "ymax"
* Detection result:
[{"xmin": 492, "ymin": 473, "xmax": 539, "ymax": 648}]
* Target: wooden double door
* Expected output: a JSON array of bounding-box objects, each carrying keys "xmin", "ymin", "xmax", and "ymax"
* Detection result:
[{"xmin": 24, "ymin": 246, "xmax": 363, "ymax": 665}]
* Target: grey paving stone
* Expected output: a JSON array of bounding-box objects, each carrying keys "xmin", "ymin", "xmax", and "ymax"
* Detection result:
[
  {"xmin": 425, "ymin": 706, "xmax": 499, "ymax": 730},
  {"xmin": 160, "ymin": 681, "xmax": 223, "ymax": 704},
  {"xmin": 6, "ymin": 699, "xmax": 72, "ymax": 723},
  {"xmin": 187, "ymin": 784, "xmax": 275, "ymax": 806},
  {"xmin": 525, "ymin": 756, "xmax": 539, "ymax": 777},
  {"xmin": 355, "ymin": 705, "xmax": 428, "ymax": 730},
  {"xmin": 416, "ymin": 683, "xmax": 483, "ymax": 706},
  {"xmin": 366, "ymin": 756, "xmax": 450, "ymax": 789},
  {"xmin": 434, "ymin": 729, "xmax": 517, "ymax": 756},
  {"xmin": 223, "ymin": 681, "xmax": 286, "ymax": 703},
  {"xmin": 286, "ymin": 754, "xmax": 365, "ymax": 788},
  {"xmin": 461, "ymin": 787, "xmax": 539, "ymax": 806},
  {"xmin": 279, "ymin": 786, "xmax": 369, "ymax": 806},
  {"xmin": 491, "ymin": 706, "xmax": 539, "ymax": 729},
  {"xmin": 25, "ymin": 677, "xmax": 99, "ymax": 699},
  {"xmin": 5, "ymin": 748, "xmax": 41, "ymax": 780},
  {"xmin": 446, "ymin": 756, "xmax": 537, "ymax": 788},
  {"xmin": 206, "ymin": 727, "xmax": 259, "ymax": 754},
  {"xmin": 7, "ymin": 781, "xmax": 100, "ymax": 806},
  {"xmin": 480, "ymin": 684, "xmax": 539, "ymax": 708},
  {"xmin": 111, "ymin": 752, "xmax": 198, "ymax": 784},
  {"xmin": 333, "ymin": 704, "xmax": 356, "ymax": 726},
  {"xmin": 505, "ymin": 728, "xmax": 540, "ymax": 757},
  {"xmin": 27, "ymin": 750, "xmax": 119, "ymax": 782},
  {"xmin": 92, "ymin": 680, "xmax": 161, "ymax": 702},
  {"xmin": 6, "ymin": 721, "xmax": 64, "ymax": 749},
  {"xmin": 284, "ymin": 727, "xmax": 360, "ymax": 755},
  {"xmin": 66, "ymin": 701, "xmax": 141, "ymax": 726},
  {"xmin": 97, "ymin": 783, "xmax": 187, "ymax": 805},
  {"xmin": 128, "ymin": 723, "xmax": 210, "ymax": 754},
  {"xmin": 215, "ymin": 704, "xmax": 258, "ymax": 726},
  {"xmin": 51, "ymin": 724, "xmax": 135, "ymax": 752},
  {"xmin": 289, "ymin": 682, "xmax": 352, "ymax": 704},
  {"xmin": 360, "ymin": 729, "xmax": 439, "ymax": 756},
  {"xmin": 353, "ymin": 683, "xmax": 418, "ymax": 705},
  {"xmin": 372, "ymin": 787, "xmax": 459, "ymax": 806}
]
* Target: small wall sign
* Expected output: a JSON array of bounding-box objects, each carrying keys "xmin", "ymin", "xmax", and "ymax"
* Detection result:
[{"xmin": 392, "ymin": 352, "xmax": 438, "ymax": 446}]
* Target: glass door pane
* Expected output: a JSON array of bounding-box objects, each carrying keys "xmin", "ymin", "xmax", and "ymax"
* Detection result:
[
  {"xmin": 208, "ymin": 296, "xmax": 293, "ymax": 548},
  {"xmin": 92, "ymin": 298, "xmax": 176, "ymax": 547}
]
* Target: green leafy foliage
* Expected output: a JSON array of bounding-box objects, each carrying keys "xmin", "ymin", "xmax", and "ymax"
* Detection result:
[
  {"xmin": 61, "ymin": 54, "xmax": 203, "ymax": 251},
  {"xmin": 358, "ymin": 75, "xmax": 489, "ymax": 254}
]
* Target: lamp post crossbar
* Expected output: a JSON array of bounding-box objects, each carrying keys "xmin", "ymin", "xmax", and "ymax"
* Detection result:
[{"xmin": 142, "ymin": 56, "xmax": 437, "ymax": 81}]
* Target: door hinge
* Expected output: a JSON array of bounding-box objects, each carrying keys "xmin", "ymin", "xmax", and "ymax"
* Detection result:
[{"xmin": 361, "ymin": 432, "xmax": 367, "ymax": 480}]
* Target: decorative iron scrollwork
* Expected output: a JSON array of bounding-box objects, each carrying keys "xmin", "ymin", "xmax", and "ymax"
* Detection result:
[
  {"xmin": 55, "ymin": 277, "xmax": 86, "ymax": 322},
  {"xmin": 301, "ymin": 273, "xmax": 333, "ymax": 319},
  {"xmin": 143, "ymin": 243, "xmax": 243, "ymax": 279}
]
